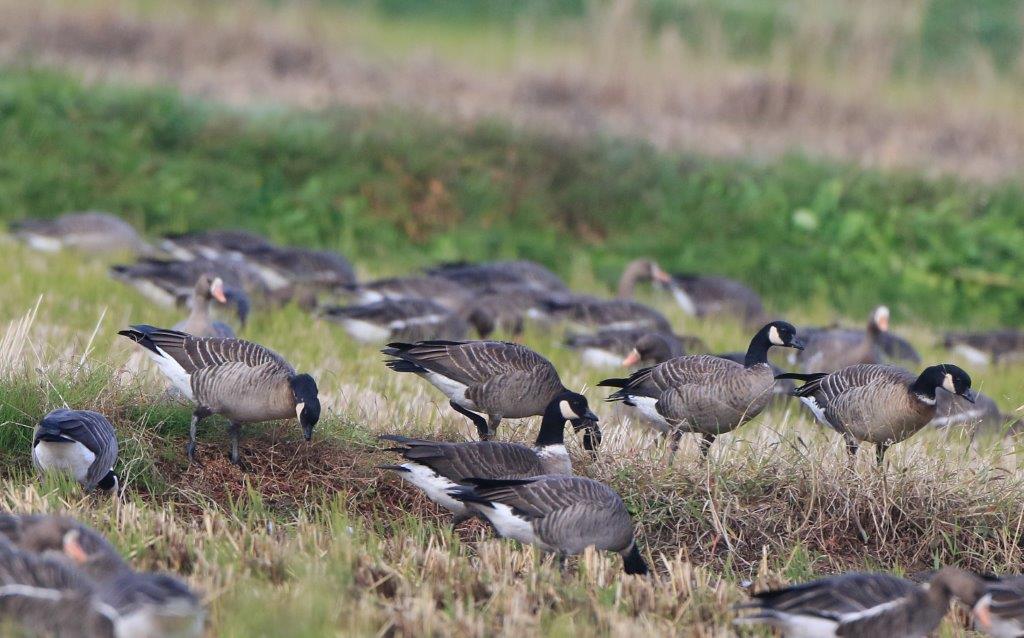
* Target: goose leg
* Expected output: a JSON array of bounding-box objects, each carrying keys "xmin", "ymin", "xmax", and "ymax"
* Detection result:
[
  {"xmin": 844, "ymin": 436, "xmax": 859, "ymax": 459},
  {"xmin": 485, "ymin": 414, "xmax": 502, "ymax": 441},
  {"xmin": 449, "ymin": 401, "xmax": 490, "ymax": 440},
  {"xmin": 228, "ymin": 422, "xmax": 243, "ymax": 467},
  {"xmin": 187, "ymin": 407, "xmax": 212, "ymax": 465},
  {"xmin": 875, "ymin": 443, "xmax": 889, "ymax": 466},
  {"xmin": 698, "ymin": 433, "xmax": 716, "ymax": 459}
]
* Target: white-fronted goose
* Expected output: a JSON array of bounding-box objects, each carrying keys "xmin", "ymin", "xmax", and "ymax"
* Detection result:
[
  {"xmin": 243, "ymin": 245, "xmax": 356, "ymax": 291},
  {"xmin": 33, "ymin": 409, "xmax": 118, "ymax": 492},
  {"xmin": 615, "ymin": 258, "xmax": 672, "ymax": 299},
  {"xmin": 545, "ymin": 295, "xmax": 672, "ymax": 334},
  {"xmin": 931, "ymin": 390, "xmax": 1019, "ymax": 437},
  {"xmin": 172, "ymin": 274, "xmax": 236, "ymax": 338},
  {"xmin": 110, "ymin": 257, "xmax": 254, "ymax": 324},
  {"xmin": 379, "ymin": 391, "xmax": 597, "ymax": 524},
  {"xmin": 451, "ymin": 476, "xmax": 648, "ymax": 575},
  {"xmin": 342, "ymin": 275, "xmax": 472, "ymax": 311},
  {"xmin": 943, "ymin": 330, "xmax": 1024, "ymax": 366},
  {"xmin": 734, "ymin": 567, "xmax": 986, "ymax": 637},
  {"xmin": 10, "ymin": 212, "xmax": 149, "ymax": 254},
  {"xmin": 569, "ymin": 330, "xmax": 705, "ymax": 368},
  {"xmin": 0, "ymin": 513, "xmax": 128, "ymax": 580},
  {"xmin": 661, "ymin": 273, "xmax": 765, "ymax": 325},
  {"xmin": 798, "ymin": 306, "xmax": 888, "ymax": 373},
  {"xmin": 458, "ymin": 287, "xmax": 559, "ymax": 338},
  {"xmin": 160, "ymin": 229, "xmax": 273, "ymax": 261},
  {"xmin": 427, "ymin": 260, "xmax": 568, "ymax": 294},
  {"xmin": 118, "ymin": 325, "xmax": 320, "ymax": 465},
  {"xmin": 968, "ymin": 575, "xmax": 1024, "ymax": 637},
  {"xmin": 599, "ymin": 321, "xmax": 804, "ymax": 456},
  {"xmin": 779, "ymin": 363, "xmax": 976, "ymax": 463},
  {"xmin": 382, "ymin": 340, "xmax": 600, "ymax": 447},
  {"xmin": 320, "ymin": 298, "xmax": 469, "ymax": 343}
]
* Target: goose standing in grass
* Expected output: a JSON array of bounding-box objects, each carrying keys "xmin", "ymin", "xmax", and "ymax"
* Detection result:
[
  {"xmin": 459, "ymin": 288, "xmax": 559, "ymax": 338},
  {"xmin": 450, "ymin": 476, "xmax": 648, "ymax": 575},
  {"xmin": 599, "ymin": 321, "xmax": 804, "ymax": 457},
  {"xmin": 172, "ymin": 274, "xmax": 236, "ymax": 338},
  {"xmin": 798, "ymin": 306, "xmax": 889, "ymax": 373},
  {"xmin": 967, "ymin": 575, "xmax": 1024, "ymax": 637},
  {"xmin": 321, "ymin": 298, "xmax": 470, "ymax": 343},
  {"xmin": 32, "ymin": 409, "xmax": 118, "ymax": 493},
  {"xmin": 10, "ymin": 211, "xmax": 150, "ymax": 254},
  {"xmin": 778, "ymin": 363, "xmax": 976, "ymax": 463},
  {"xmin": 243, "ymin": 245, "xmax": 357, "ymax": 291},
  {"xmin": 382, "ymin": 340, "xmax": 601, "ymax": 448},
  {"xmin": 734, "ymin": 567, "xmax": 987, "ymax": 638},
  {"xmin": 379, "ymin": 391, "xmax": 597, "ymax": 524},
  {"xmin": 118, "ymin": 325, "xmax": 320, "ymax": 466},
  {"xmin": 111, "ymin": 257, "xmax": 254, "ymax": 324},
  {"xmin": 660, "ymin": 273, "xmax": 765, "ymax": 326}
]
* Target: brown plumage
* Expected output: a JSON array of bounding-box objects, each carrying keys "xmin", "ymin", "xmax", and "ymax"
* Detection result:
[
  {"xmin": 944, "ymin": 329, "xmax": 1024, "ymax": 366},
  {"xmin": 427, "ymin": 260, "xmax": 568, "ymax": 294},
  {"xmin": 172, "ymin": 274, "xmax": 235, "ymax": 338},
  {"xmin": 545, "ymin": 294, "xmax": 672, "ymax": 334},
  {"xmin": 11, "ymin": 212, "xmax": 149, "ymax": 255},
  {"xmin": 343, "ymin": 275, "xmax": 472, "ymax": 311},
  {"xmin": 970, "ymin": 574, "xmax": 1024, "ymax": 637},
  {"xmin": 662, "ymin": 273, "xmax": 765, "ymax": 326},
  {"xmin": 798, "ymin": 306, "xmax": 888, "ymax": 373},
  {"xmin": 320, "ymin": 298, "xmax": 469, "ymax": 343}
]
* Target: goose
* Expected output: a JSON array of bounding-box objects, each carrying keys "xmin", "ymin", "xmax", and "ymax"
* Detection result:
[
  {"xmin": 967, "ymin": 575, "xmax": 1024, "ymax": 637},
  {"xmin": 118, "ymin": 325, "xmax": 320, "ymax": 465},
  {"xmin": 382, "ymin": 340, "xmax": 601, "ymax": 447},
  {"xmin": 110, "ymin": 257, "xmax": 254, "ymax": 324},
  {"xmin": 160, "ymin": 229, "xmax": 273, "ymax": 261},
  {"xmin": 714, "ymin": 351, "xmax": 795, "ymax": 398},
  {"xmin": 0, "ymin": 513, "xmax": 128, "ymax": 579},
  {"xmin": 450, "ymin": 476, "xmax": 648, "ymax": 575},
  {"xmin": 568, "ymin": 330, "xmax": 705, "ymax": 368},
  {"xmin": 342, "ymin": 275, "xmax": 472, "ymax": 311},
  {"xmin": 32, "ymin": 410, "xmax": 118, "ymax": 492},
  {"xmin": 320, "ymin": 298, "xmax": 469, "ymax": 343},
  {"xmin": 931, "ymin": 390, "xmax": 1019, "ymax": 437},
  {"xmin": 734, "ymin": 567, "xmax": 987, "ymax": 638},
  {"xmin": 943, "ymin": 330, "xmax": 1024, "ymax": 366},
  {"xmin": 599, "ymin": 321, "xmax": 804, "ymax": 456},
  {"xmin": 242, "ymin": 245, "xmax": 356, "ymax": 291},
  {"xmin": 10, "ymin": 212, "xmax": 149, "ymax": 254},
  {"xmin": 378, "ymin": 391, "xmax": 597, "ymax": 524},
  {"xmin": 778, "ymin": 363, "xmax": 976, "ymax": 463},
  {"xmin": 660, "ymin": 273, "xmax": 765, "ymax": 326},
  {"xmin": 458, "ymin": 287, "xmax": 560, "ymax": 338},
  {"xmin": 798, "ymin": 306, "xmax": 889, "ymax": 373},
  {"xmin": 427, "ymin": 260, "xmax": 568, "ymax": 294},
  {"xmin": 172, "ymin": 274, "xmax": 236, "ymax": 338},
  {"xmin": 615, "ymin": 258, "xmax": 672, "ymax": 299},
  {"xmin": 544, "ymin": 295, "xmax": 673, "ymax": 334}
]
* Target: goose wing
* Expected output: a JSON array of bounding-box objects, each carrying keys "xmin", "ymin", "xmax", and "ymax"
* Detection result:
[
  {"xmin": 383, "ymin": 340, "xmax": 554, "ymax": 386},
  {"xmin": 35, "ymin": 410, "xmax": 118, "ymax": 490},
  {"xmin": 381, "ymin": 437, "xmax": 543, "ymax": 481},
  {"xmin": 984, "ymin": 576, "xmax": 1024, "ymax": 631},
  {"xmin": 119, "ymin": 325, "xmax": 291, "ymax": 374}
]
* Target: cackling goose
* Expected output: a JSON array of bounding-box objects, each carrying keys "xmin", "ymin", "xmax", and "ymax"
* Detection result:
[
  {"xmin": 119, "ymin": 325, "xmax": 320, "ymax": 465},
  {"xmin": 779, "ymin": 363, "xmax": 976, "ymax": 463},
  {"xmin": 382, "ymin": 340, "xmax": 600, "ymax": 447},
  {"xmin": 451, "ymin": 476, "xmax": 648, "ymax": 575},
  {"xmin": 734, "ymin": 567, "xmax": 987, "ymax": 638},
  {"xmin": 321, "ymin": 298, "xmax": 469, "ymax": 343},
  {"xmin": 379, "ymin": 391, "xmax": 597, "ymax": 524},
  {"xmin": 599, "ymin": 321, "xmax": 804, "ymax": 457},
  {"xmin": 10, "ymin": 212, "xmax": 149, "ymax": 255},
  {"xmin": 33, "ymin": 409, "xmax": 118, "ymax": 492},
  {"xmin": 172, "ymin": 274, "xmax": 236, "ymax": 338}
]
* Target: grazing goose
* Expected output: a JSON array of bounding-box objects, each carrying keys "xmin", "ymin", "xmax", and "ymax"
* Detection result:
[
  {"xmin": 599, "ymin": 321, "xmax": 804, "ymax": 456},
  {"xmin": 427, "ymin": 260, "xmax": 568, "ymax": 294},
  {"xmin": 321, "ymin": 298, "xmax": 469, "ymax": 343},
  {"xmin": 779, "ymin": 363, "xmax": 976, "ymax": 463},
  {"xmin": 968, "ymin": 575, "xmax": 1024, "ymax": 637},
  {"xmin": 569, "ymin": 330, "xmax": 706, "ymax": 368},
  {"xmin": 931, "ymin": 390, "xmax": 1018, "ymax": 436},
  {"xmin": 243, "ymin": 245, "xmax": 356, "ymax": 290},
  {"xmin": 379, "ymin": 391, "xmax": 597, "ymax": 524},
  {"xmin": 661, "ymin": 273, "xmax": 765, "ymax": 325},
  {"xmin": 10, "ymin": 212, "xmax": 149, "ymax": 254},
  {"xmin": 110, "ymin": 257, "xmax": 254, "ymax": 324},
  {"xmin": 943, "ymin": 330, "xmax": 1024, "ymax": 366},
  {"xmin": 342, "ymin": 275, "xmax": 472, "ymax": 311},
  {"xmin": 458, "ymin": 287, "xmax": 560, "ymax": 338},
  {"xmin": 172, "ymin": 274, "xmax": 236, "ymax": 338},
  {"xmin": 33, "ymin": 409, "xmax": 118, "ymax": 492},
  {"xmin": 382, "ymin": 340, "xmax": 600, "ymax": 447},
  {"xmin": 734, "ymin": 567, "xmax": 986, "ymax": 638},
  {"xmin": 451, "ymin": 476, "xmax": 648, "ymax": 575},
  {"xmin": 798, "ymin": 306, "xmax": 888, "ymax": 373},
  {"xmin": 0, "ymin": 513, "xmax": 128, "ymax": 579},
  {"xmin": 615, "ymin": 258, "xmax": 672, "ymax": 299},
  {"xmin": 544, "ymin": 295, "xmax": 673, "ymax": 334},
  {"xmin": 160, "ymin": 229, "xmax": 273, "ymax": 261},
  {"xmin": 118, "ymin": 325, "xmax": 320, "ymax": 465}
]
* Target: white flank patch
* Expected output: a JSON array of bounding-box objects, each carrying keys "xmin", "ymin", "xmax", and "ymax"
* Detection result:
[
  {"xmin": 422, "ymin": 372, "xmax": 473, "ymax": 407},
  {"xmin": 160, "ymin": 240, "xmax": 197, "ymax": 261},
  {"xmin": 355, "ymin": 290, "xmax": 385, "ymax": 304},
  {"xmin": 669, "ymin": 285, "xmax": 698, "ymax": 316},
  {"xmin": 33, "ymin": 441, "xmax": 96, "ymax": 483},
  {"xmin": 525, "ymin": 308, "xmax": 547, "ymax": 320},
  {"xmin": 248, "ymin": 263, "xmax": 291, "ymax": 290},
  {"xmin": 476, "ymin": 502, "xmax": 538, "ymax": 545},
  {"xmin": 389, "ymin": 314, "xmax": 446, "ymax": 330},
  {"xmin": 930, "ymin": 406, "xmax": 987, "ymax": 429},
  {"xmin": 398, "ymin": 464, "xmax": 465, "ymax": 514},
  {"xmin": 115, "ymin": 604, "xmax": 205, "ymax": 638},
  {"xmin": 735, "ymin": 611, "xmax": 839, "ymax": 638},
  {"xmin": 954, "ymin": 344, "xmax": 992, "ymax": 367},
  {"xmin": 24, "ymin": 234, "xmax": 63, "ymax": 252},
  {"xmin": 630, "ymin": 395, "xmax": 672, "ymax": 431},
  {"xmin": 602, "ymin": 320, "xmax": 647, "ymax": 332},
  {"xmin": 341, "ymin": 319, "xmax": 391, "ymax": 343},
  {"xmin": 581, "ymin": 348, "xmax": 624, "ymax": 368},
  {"xmin": 143, "ymin": 346, "xmax": 194, "ymax": 401},
  {"xmin": 838, "ymin": 597, "xmax": 908, "ymax": 624},
  {"xmin": 0, "ymin": 584, "xmax": 64, "ymax": 601},
  {"xmin": 798, "ymin": 396, "xmax": 830, "ymax": 427}
]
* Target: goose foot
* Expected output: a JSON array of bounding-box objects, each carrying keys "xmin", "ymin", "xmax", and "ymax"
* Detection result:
[{"xmin": 449, "ymin": 401, "xmax": 491, "ymax": 440}]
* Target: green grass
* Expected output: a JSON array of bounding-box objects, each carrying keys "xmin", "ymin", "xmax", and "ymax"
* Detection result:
[{"xmin": 2, "ymin": 70, "xmax": 1024, "ymax": 326}]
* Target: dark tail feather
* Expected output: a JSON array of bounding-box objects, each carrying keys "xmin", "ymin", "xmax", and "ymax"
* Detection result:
[
  {"xmin": 117, "ymin": 324, "xmax": 162, "ymax": 356},
  {"xmin": 597, "ymin": 377, "xmax": 630, "ymax": 389},
  {"xmin": 462, "ymin": 477, "xmax": 538, "ymax": 490},
  {"xmin": 774, "ymin": 372, "xmax": 827, "ymax": 382},
  {"xmin": 376, "ymin": 464, "xmax": 409, "ymax": 473},
  {"xmin": 384, "ymin": 358, "xmax": 426, "ymax": 374},
  {"xmin": 621, "ymin": 543, "xmax": 649, "ymax": 576}
]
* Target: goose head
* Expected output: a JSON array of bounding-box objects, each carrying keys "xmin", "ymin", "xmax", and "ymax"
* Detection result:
[
  {"xmin": 194, "ymin": 274, "xmax": 228, "ymax": 304},
  {"xmin": 870, "ymin": 305, "xmax": 890, "ymax": 333},
  {"xmin": 552, "ymin": 390, "xmax": 599, "ymax": 428},
  {"xmin": 926, "ymin": 567, "xmax": 987, "ymax": 622},
  {"xmin": 913, "ymin": 364, "xmax": 976, "ymax": 404},
  {"xmin": 623, "ymin": 333, "xmax": 674, "ymax": 366},
  {"xmin": 762, "ymin": 321, "xmax": 804, "ymax": 350},
  {"xmin": 289, "ymin": 374, "xmax": 321, "ymax": 441}
]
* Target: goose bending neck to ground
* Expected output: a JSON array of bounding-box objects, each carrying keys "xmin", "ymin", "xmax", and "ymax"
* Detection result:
[
  {"xmin": 734, "ymin": 567, "xmax": 987, "ymax": 637},
  {"xmin": 379, "ymin": 391, "xmax": 597, "ymax": 525},
  {"xmin": 778, "ymin": 363, "xmax": 975, "ymax": 464},
  {"xmin": 173, "ymin": 274, "xmax": 235, "ymax": 338},
  {"xmin": 599, "ymin": 321, "xmax": 804, "ymax": 458},
  {"xmin": 382, "ymin": 340, "xmax": 601, "ymax": 448},
  {"xmin": 32, "ymin": 409, "xmax": 118, "ymax": 493},
  {"xmin": 119, "ymin": 325, "xmax": 320, "ymax": 466},
  {"xmin": 450, "ymin": 476, "xmax": 648, "ymax": 576}
]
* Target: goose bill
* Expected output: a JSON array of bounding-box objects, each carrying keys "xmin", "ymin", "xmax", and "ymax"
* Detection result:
[
  {"xmin": 621, "ymin": 349, "xmax": 642, "ymax": 367},
  {"xmin": 962, "ymin": 388, "xmax": 978, "ymax": 404},
  {"xmin": 210, "ymin": 277, "xmax": 227, "ymax": 303}
]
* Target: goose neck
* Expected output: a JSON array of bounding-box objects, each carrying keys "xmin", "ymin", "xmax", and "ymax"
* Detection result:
[
  {"xmin": 534, "ymin": 400, "xmax": 568, "ymax": 448},
  {"xmin": 743, "ymin": 329, "xmax": 772, "ymax": 367}
]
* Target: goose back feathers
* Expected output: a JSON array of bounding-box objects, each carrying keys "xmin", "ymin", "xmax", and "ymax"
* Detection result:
[
  {"xmin": 11, "ymin": 212, "xmax": 148, "ymax": 255},
  {"xmin": 545, "ymin": 295, "xmax": 672, "ymax": 334},
  {"xmin": 428, "ymin": 260, "xmax": 568, "ymax": 294},
  {"xmin": 321, "ymin": 298, "xmax": 469, "ymax": 343},
  {"xmin": 33, "ymin": 410, "xmax": 118, "ymax": 492}
]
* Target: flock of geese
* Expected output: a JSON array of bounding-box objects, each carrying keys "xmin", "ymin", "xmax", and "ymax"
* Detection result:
[{"xmin": 4, "ymin": 211, "xmax": 1024, "ymax": 637}]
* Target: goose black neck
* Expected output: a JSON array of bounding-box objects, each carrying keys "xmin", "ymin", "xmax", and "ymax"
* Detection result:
[
  {"xmin": 744, "ymin": 328, "xmax": 773, "ymax": 367},
  {"xmin": 534, "ymin": 399, "xmax": 568, "ymax": 448},
  {"xmin": 621, "ymin": 542, "xmax": 649, "ymax": 576},
  {"xmin": 908, "ymin": 373, "xmax": 938, "ymax": 400}
]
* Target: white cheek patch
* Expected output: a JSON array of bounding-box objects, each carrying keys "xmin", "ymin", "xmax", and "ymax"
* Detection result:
[
  {"xmin": 768, "ymin": 326, "xmax": 784, "ymax": 346},
  {"xmin": 942, "ymin": 373, "xmax": 955, "ymax": 393},
  {"xmin": 559, "ymin": 400, "xmax": 579, "ymax": 420},
  {"xmin": 295, "ymin": 402, "xmax": 304, "ymax": 421}
]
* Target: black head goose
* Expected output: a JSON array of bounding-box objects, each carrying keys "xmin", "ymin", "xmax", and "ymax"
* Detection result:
[
  {"xmin": 172, "ymin": 274, "xmax": 236, "ymax": 338},
  {"xmin": 451, "ymin": 476, "xmax": 648, "ymax": 575},
  {"xmin": 342, "ymin": 275, "xmax": 472, "ymax": 311},
  {"xmin": 659, "ymin": 273, "xmax": 765, "ymax": 325},
  {"xmin": 378, "ymin": 391, "xmax": 597, "ymax": 524},
  {"xmin": 118, "ymin": 325, "xmax": 321, "ymax": 465},
  {"xmin": 160, "ymin": 229, "xmax": 273, "ymax": 261},
  {"xmin": 966, "ymin": 574, "xmax": 1024, "ymax": 637},
  {"xmin": 778, "ymin": 363, "xmax": 976, "ymax": 463},
  {"xmin": 943, "ymin": 330, "xmax": 1024, "ymax": 366},
  {"xmin": 544, "ymin": 294, "xmax": 673, "ymax": 334},
  {"xmin": 615, "ymin": 258, "xmax": 672, "ymax": 299},
  {"xmin": 427, "ymin": 260, "xmax": 568, "ymax": 294},
  {"xmin": 734, "ymin": 567, "xmax": 986, "ymax": 638},
  {"xmin": 382, "ymin": 340, "xmax": 600, "ymax": 447},
  {"xmin": 32, "ymin": 410, "xmax": 118, "ymax": 492},
  {"xmin": 10, "ymin": 212, "xmax": 149, "ymax": 254},
  {"xmin": 798, "ymin": 306, "xmax": 889, "ymax": 373},
  {"xmin": 321, "ymin": 298, "xmax": 469, "ymax": 343},
  {"xmin": 599, "ymin": 321, "xmax": 804, "ymax": 457}
]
